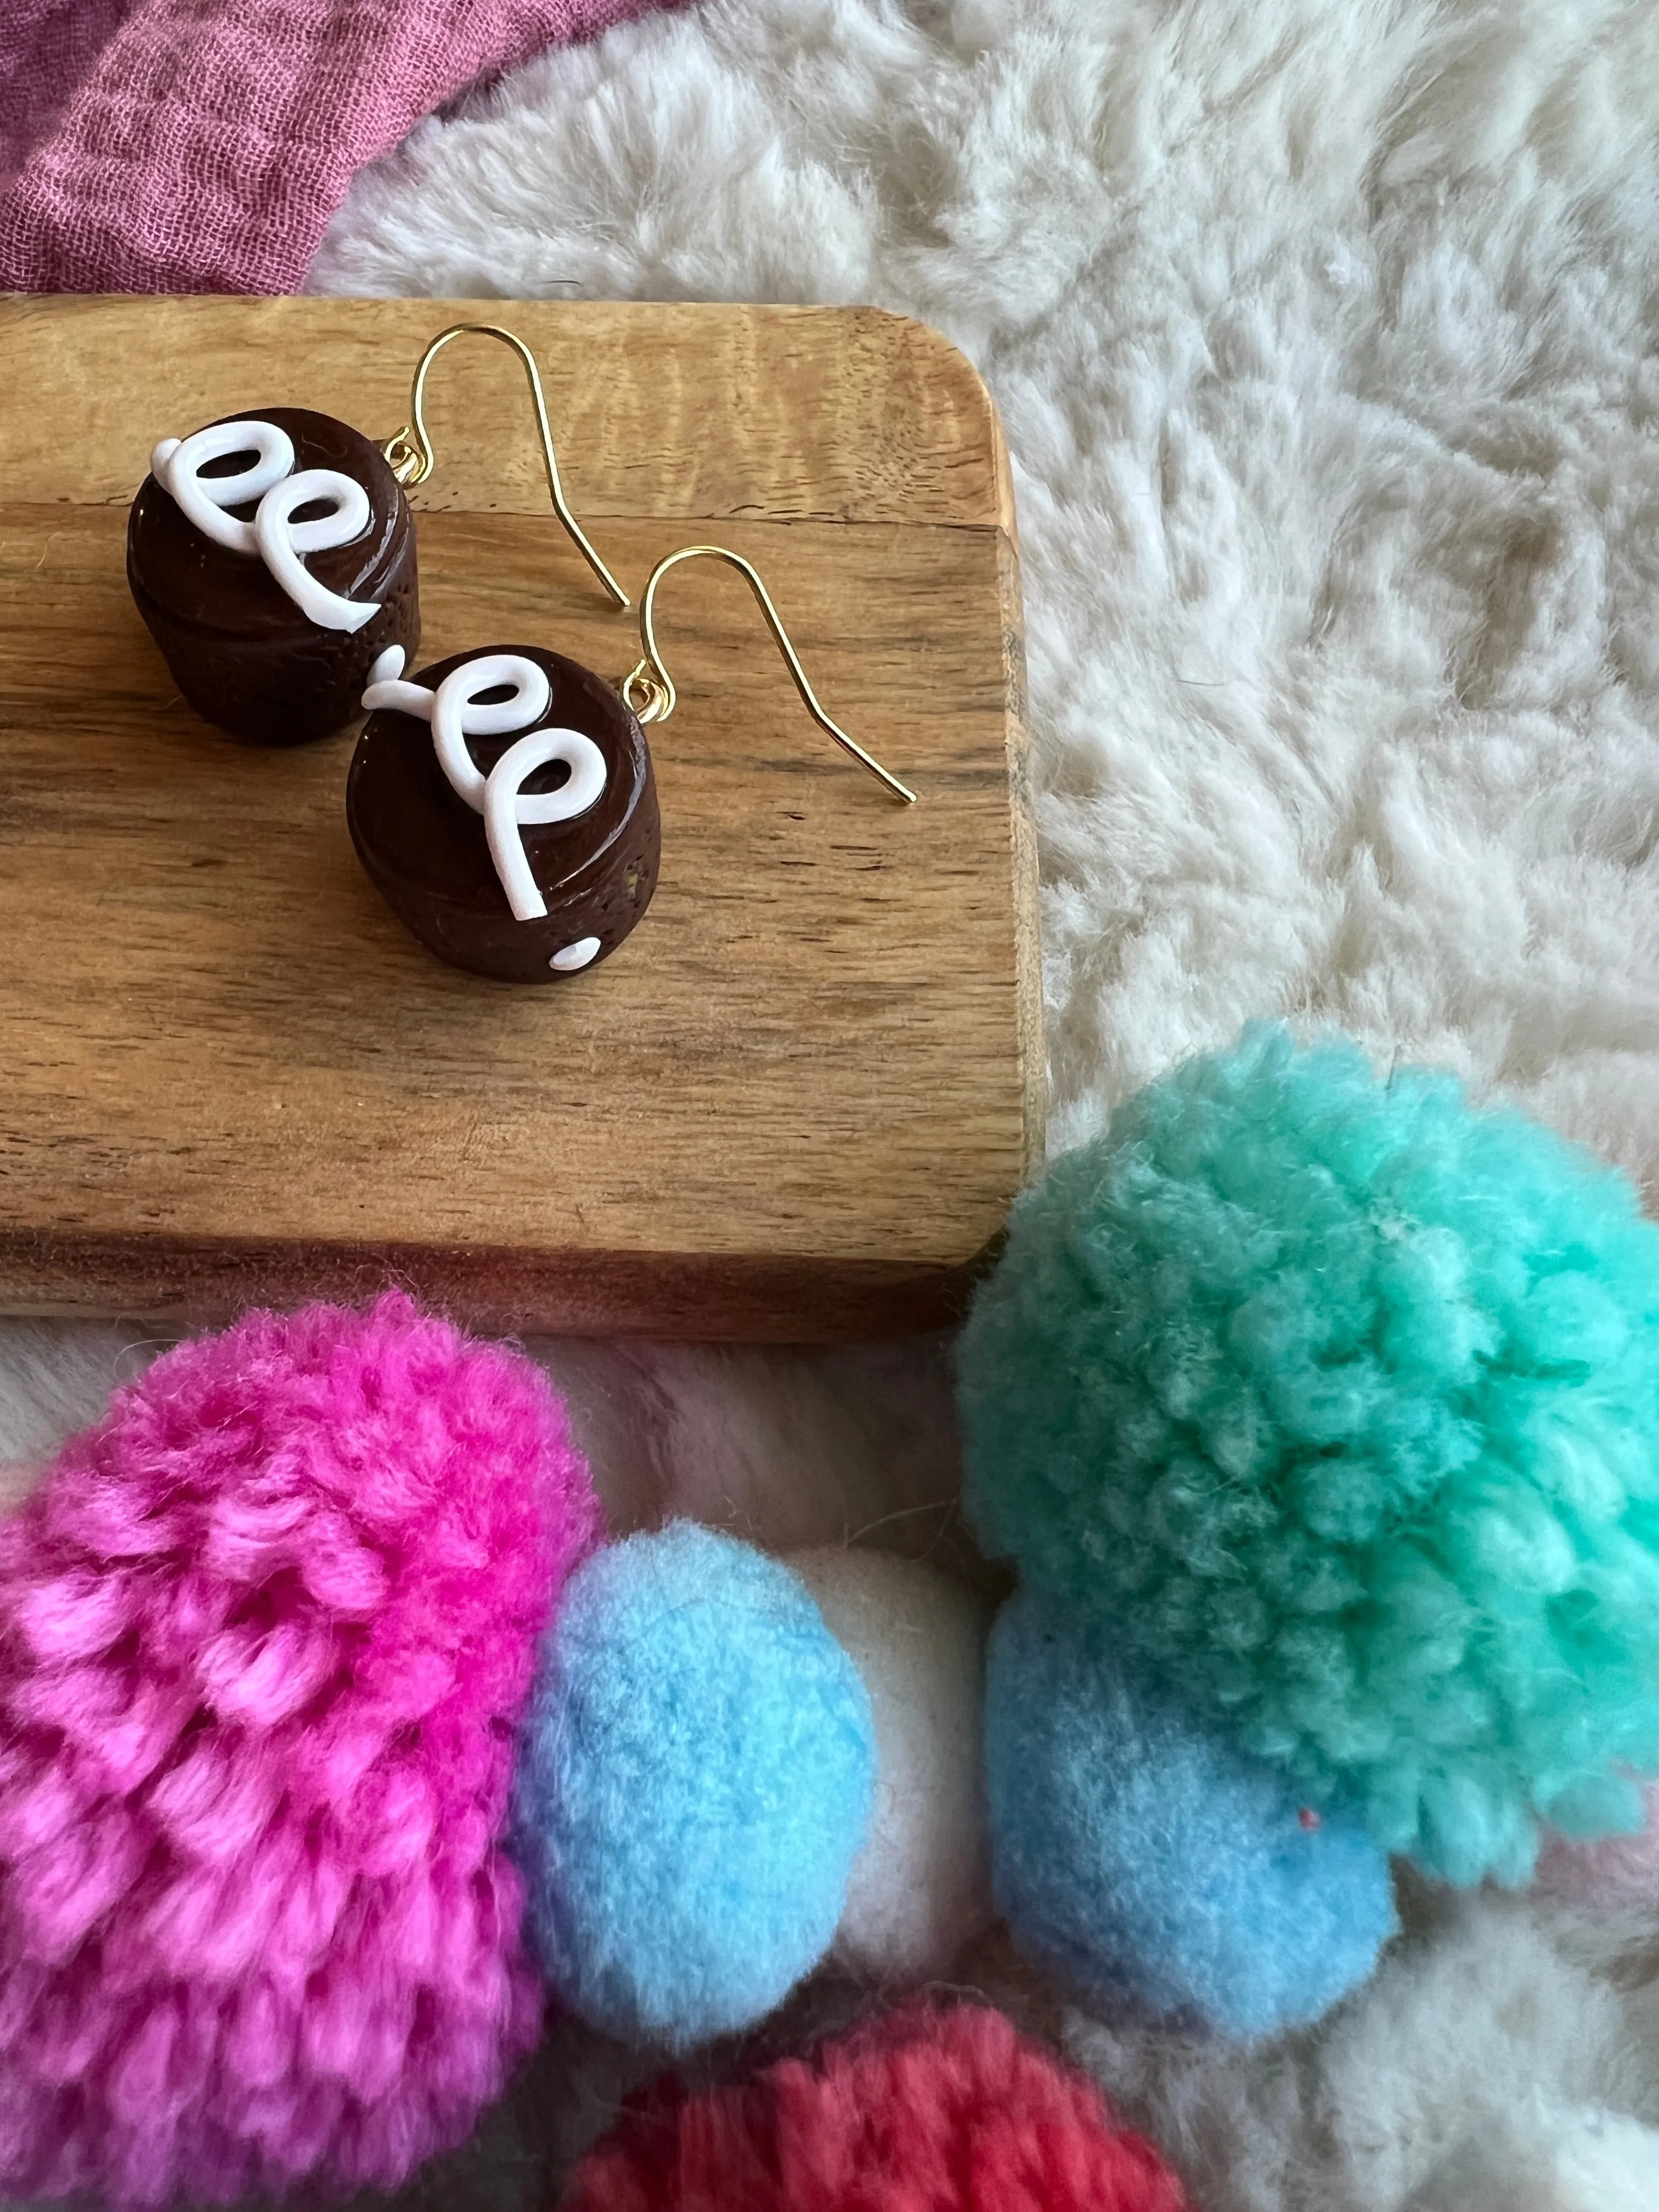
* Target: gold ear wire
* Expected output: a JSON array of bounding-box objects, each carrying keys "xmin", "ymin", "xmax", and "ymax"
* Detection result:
[
  {"xmin": 381, "ymin": 323, "xmax": 630, "ymax": 611},
  {"xmin": 618, "ymin": 545, "xmax": 916, "ymax": 805}
]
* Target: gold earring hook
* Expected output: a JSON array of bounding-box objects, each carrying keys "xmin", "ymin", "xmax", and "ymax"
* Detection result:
[
  {"xmin": 618, "ymin": 546, "xmax": 916, "ymax": 805},
  {"xmin": 381, "ymin": 323, "xmax": 630, "ymax": 611}
]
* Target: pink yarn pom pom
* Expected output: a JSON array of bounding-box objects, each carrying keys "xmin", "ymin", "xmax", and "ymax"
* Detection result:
[
  {"xmin": 1534, "ymin": 1780, "xmax": 1659, "ymax": 1910},
  {"xmin": 0, "ymin": 1293, "xmax": 598, "ymax": 2205}
]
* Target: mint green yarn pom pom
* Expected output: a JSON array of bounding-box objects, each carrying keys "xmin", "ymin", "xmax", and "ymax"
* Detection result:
[{"xmin": 958, "ymin": 1025, "xmax": 1659, "ymax": 1885}]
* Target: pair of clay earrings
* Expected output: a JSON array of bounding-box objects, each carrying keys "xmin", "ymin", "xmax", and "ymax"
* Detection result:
[{"xmin": 127, "ymin": 323, "xmax": 915, "ymax": 984}]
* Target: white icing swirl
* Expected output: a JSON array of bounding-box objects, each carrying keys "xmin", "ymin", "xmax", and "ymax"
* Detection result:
[
  {"xmin": 150, "ymin": 422, "xmax": 291, "ymax": 552},
  {"xmin": 151, "ymin": 419, "xmax": 382, "ymax": 634},
  {"xmin": 362, "ymin": 648, "xmax": 609, "ymax": 923},
  {"xmin": 253, "ymin": 469, "xmax": 377, "ymax": 633}
]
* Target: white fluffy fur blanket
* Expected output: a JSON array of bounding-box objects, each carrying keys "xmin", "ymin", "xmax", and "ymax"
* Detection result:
[{"xmin": 7, "ymin": 1, "xmax": 1659, "ymax": 2205}]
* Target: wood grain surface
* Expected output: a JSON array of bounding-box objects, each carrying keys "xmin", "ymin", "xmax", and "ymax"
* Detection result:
[{"xmin": 0, "ymin": 297, "xmax": 1041, "ymax": 1339}]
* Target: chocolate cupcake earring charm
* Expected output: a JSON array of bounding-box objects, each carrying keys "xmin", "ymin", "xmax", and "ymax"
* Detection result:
[
  {"xmin": 347, "ymin": 332, "xmax": 915, "ymax": 985},
  {"xmin": 128, "ymin": 405, "xmax": 421, "ymax": 747},
  {"xmin": 125, "ymin": 319, "xmax": 625, "ymax": 749}
]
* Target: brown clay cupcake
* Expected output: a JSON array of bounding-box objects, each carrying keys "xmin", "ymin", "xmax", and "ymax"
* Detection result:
[
  {"xmin": 347, "ymin": 644, "xmax": 659, "ymax": 983},
  {"xmin": 128, "ymin": 407, "xmax": 419, "ymax": 746}
]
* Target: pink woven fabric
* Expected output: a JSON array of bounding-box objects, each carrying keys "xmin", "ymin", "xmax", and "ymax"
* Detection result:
[
  {"xmin": 0, "ymin": 1293, "xmax": 600, "ymax": 2204},
  {"xmin": 0, "ymin": 0, "xmax": 667, "ymax": 294}
]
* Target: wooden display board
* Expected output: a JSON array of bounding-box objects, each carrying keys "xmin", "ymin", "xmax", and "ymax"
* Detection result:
[{"xmin": 0, "ymin": 297, "xmax": 1040, "ymax": 1338}]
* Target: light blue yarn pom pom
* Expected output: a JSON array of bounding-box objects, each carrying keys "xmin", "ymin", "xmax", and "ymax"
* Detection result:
[
  {"xmin": 960, "ymin": 1024, "xmax": 1659, "ymax": 1885},
  {"xmin": 512, "ymin": 1522, "xmax": 876, "ymax": 2048},
  {"xmin": 986, "ymin": 1584, "xmax": 1397, "ymax": 2039}
]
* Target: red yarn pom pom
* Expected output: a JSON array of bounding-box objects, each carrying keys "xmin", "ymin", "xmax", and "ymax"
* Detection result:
[
  {"xmin": 562, "ymin": 2001, "xmax": 1189, "ymax": 2211},
  {"xmin": 0, "ymin": 1294, "xmax": 599, "ymax": 2205}
]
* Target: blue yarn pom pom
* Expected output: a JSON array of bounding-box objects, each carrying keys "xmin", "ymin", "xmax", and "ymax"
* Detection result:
[
  {"xmin": 960, "ymin": 1025, "xmax": 1659, "ymax": 1884},
  {"xmin": 512, "ymin": 1522, "xmax": 875, "ymax": 2048},
  {"xmin": 986, "ymin": 1584, "xmax": 1396, "ymax": 2038}
]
